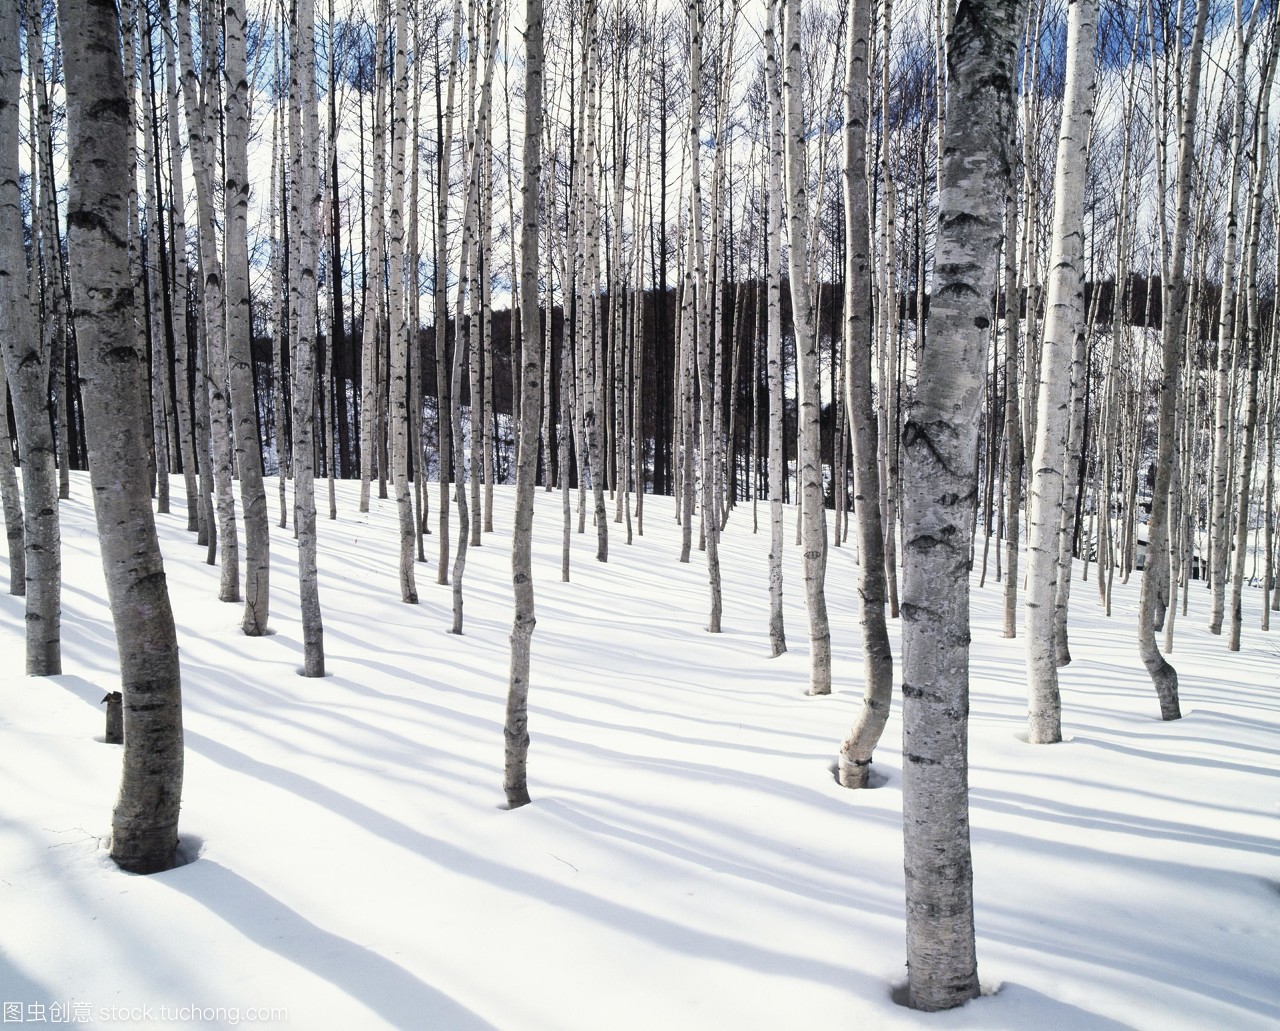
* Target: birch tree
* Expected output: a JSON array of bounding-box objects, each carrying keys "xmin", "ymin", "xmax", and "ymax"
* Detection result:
[
  {"xmin": 1227, "ymin": 24, "xmax": 1279, "ymax": 652},
  {"xmin": 505, "ymin": 0, "xmax": 544, "ymax": 810},
  {"xmin": 290, "ymin": 0, "xmax": 326, "ymax": 677},
  {"xmin": 360, "ymin": 9, "xmax": 388, "ymax": 516},
  {"xmin": 779, "ymin": 0, "xmax": 831, "ymax": 696},
  {"xmin": 0, "ymin": 1, "xmax": 60, "ymax": 675},
  {"xmin": 1024, "ymin": 0, "xmax": 1097, "ymax": 744},
  {"xmin": 837, "ymin": 0, "xmax": 893, "ymax": 787},
  {"xmin": 388, "ymin": 0, "xmax": 418, "ymax": 603},
  {"xmin": 177, "ymin": 0, "xmax": 240, "ymax": 603},
  {"xmin": 225, "ymin": 0, "xmax": 271, "ymax": 634},
  {"xmin": 60, "ymin": 0, "xmax": 184, "ymax": 874},
  {"xmin": 161, "ymin": 0, "xmax": 201, "ymax": 535},
  {"xmin": 0, "ymin": 367, "xmax": 20, "ymax": 596},
  {"xmin": 899, "ymin": 0, "xmax": 1018, "ymax": 1008},
  {"xmin": 688, "ymin": 0, "xmax": 723, "ymax": 632},
  {"xmin": 1138, "ymin": 0, "xmax": 1210, "ymax": 722},
  {"xmin": 1207, "ymin": 0, "xmax": 1251, "ymax": 637},
  {"xmin": 764, "ymin": 5, "xmax": 786, "ymax": 657}
]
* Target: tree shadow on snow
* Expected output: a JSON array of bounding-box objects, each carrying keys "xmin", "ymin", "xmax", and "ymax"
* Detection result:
[{"xmin": 160, "ymin": 859, "xmax": 496, "ymax": 1030}]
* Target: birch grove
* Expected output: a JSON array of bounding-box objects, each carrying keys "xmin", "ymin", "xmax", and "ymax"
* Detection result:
[{"xmin": 11, "ymin": 0, "xmax": 1280, "ymax": 1010}]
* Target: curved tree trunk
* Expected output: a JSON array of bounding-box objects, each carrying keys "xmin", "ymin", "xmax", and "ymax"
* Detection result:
[
  {"xmin": 838, "ymin": 0, "xmax": 893, "ymax": 787},
  {"xmin": 61, "ymin": 0, "xmax": 184, "ymax": 874}
]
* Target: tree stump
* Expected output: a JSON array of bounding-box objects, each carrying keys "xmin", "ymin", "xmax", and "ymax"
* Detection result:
[{"xmin": 102, "ymin": 692, "xmax": 122, "ymax": 744}]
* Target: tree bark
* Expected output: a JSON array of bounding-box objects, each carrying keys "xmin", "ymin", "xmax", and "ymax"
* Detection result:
[
  {"xmin": 0, "ymin": 2, "xmax": 60, "ymax": 674},
  {"xmin": 506, "ymin": 0, "xmax": 543, "ymax": 810},
  {"xmin": 0, "ymin": 367, "xmax": 25, "ymax": 595},
  {"xmin": 61, "ymin": 0, "xmax": 184, "ymax": 875},
  {"xmin": 178, "ymin": 0, "xmax": 240, "ymax": 604},
  {"xmin": 1138, "ymin": 0, "xmax": 1210, "ymax": 722},
  {"xmin": 763, "ymin": 9, "xmax": 787, "ymax": 657},
  {"xmin": 1024, "ymin": 0, "xmax": 1097, "ymax": 744},
  {"xmin": 387, "ymin": 0, "xmax": 418, "ymax": 603},
  {"xmin": 290, "ymin": 0, "xmax": 325, "ymax": 677},
  {"xmin": 838, "ymin": 0, "xmax": 893, "ymax": 787},
  {"xmin": 900, "ymin": 0, "xmax": 1017, "ymax": 1009},
  {"xmin": 780, "ymin": 0, "xmax": 831, "ymax": 696},
  {"xmin": 225, "ymin": 0, "xmax": 271, "ymax": 634}
]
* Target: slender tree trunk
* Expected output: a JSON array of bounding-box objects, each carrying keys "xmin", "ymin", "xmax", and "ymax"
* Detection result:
[
  {"xmin": 25, "ymin": 0, "xmax": 71, "ymax": 503},
  {"xmin": 0, "ymin": 3, "xmax": 60, "ymax": 674},
  {"xmin": 505, "ymin": 0, "xmax": 543, "ymax": 810},
  {"xmin": 687, "ymin": 0, "xmax": 723, "ymax": 632},
  {"xmin": 435, "ymin": 0, "xmax": 464, "ymax": 583},
  {"xmin": 161, "ymin": 0, "xmax": 200, "ymax": 533},
  {"xmin": 1208, "ymin": 0, "xmax": 1249, "ymax": 637},
  {"xmin": 142, "ymin": 63, "xmax": 172, "ymax": 517},
  {"xmin": 1001, "ymin": 186, "xmax": 1022, "ymax": 638},
  {"xmin": 763, "ymin": 16, "xmax": 787, "ymax": 656},
  {"xmin": 1139, "ymin": 0, "xmax": 1210, "ymax": 722},
  {"xmin": 1024, "ymin": 0, "xmax": 1097, "ymax": 744},
  {"xmin": 0, "ymin": 367, "xmax": 25, "ymax": 595},
  {"xmin": 291, "ymin": 0, "xmax": 325, "ymax": 678},
  {"xmin": 780, "ymin": 0, "xmax": 831, "ymax": 696},
  {"xmin": 838, "ymin": 0, "xmax": 892, "ymax": 787},
  {"xmin": 1227, "ymin": 28, "xmax": 1278, "ymax": 651},
  {"xmin": 225, "ymin": 0, "xmax": 271, "ymax": 634},
  {"xmin": 269, "ymin": 89, "xmax": 290, "ymax": 529},
  {"xmin": 178, "ymin": 0, "xmax": 240, "ymax": 603},
  {"xmin": 387, "ymin": 0, "xmax": 418, "ymax": 603},
  {"xmin": 361, "ymin": 11, "xmax": 388, "ymax": 515}
]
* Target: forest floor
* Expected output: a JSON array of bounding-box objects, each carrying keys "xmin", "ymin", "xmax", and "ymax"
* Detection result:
[{"xmin": 1, "ymin": 472, "xmax": 1277, "ymax": 1030}]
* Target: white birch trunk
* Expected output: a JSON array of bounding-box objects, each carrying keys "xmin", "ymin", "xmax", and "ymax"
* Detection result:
[
  {"xmin": 387, "ymin": 0, "xmax": 418, "ymax": 603},
  {"xmin": 687, "ymin": 0, "xmax": 723, "ymax": 632},
  {"xmin": 290, "ymin": 0, "xmax": 325, "ymax": 677},
  {"xmin": 0, "ymin": 3, "xmax": 60, "ymax": 674},
  {"xmin": 178, "ymin": 0, "xmax": 240, "ymax": 603},
  {"xmin": 61, "ymin": 0, "xmax": 184, "ymax": 874},
  {"xmin": 1208, "ymin": 0, "xmax": 1249, "ymax": 636},
  {"xmin": 224, "ymin": 0, "xmax": 271, "ymax": 634},
  {"xmin": 764, "ymin": 4, "xmax": 786, "ymax": 656},
  {"xmin": 360, "ymin": 7, "xmax": 388, "ymax": 515},
  {"xmin": 0, "ymin": 366, "xmax": 21, "ymax": 595},
  {"xmin": 160, "ymin": 0, "xmax": 201, "ymax": 533},
  {"xmin": 505, "ymin": 0, "xmax": 543, "ymax": 809},
  {"xmin": 837, "ymin": 0, "xmax": 893, "ymax": 787},
  {"xmin": 1227, "ymin": 28, "xmax": 1278, "ymax": 651},
  {"xmin": 900, "ymin": 0, "xmax": 1017, "ymax": 1008},
  {"xmin": 1024, "ymin": 0, "xmax": 1097, "ymax": 745},
  {"xmin": 1138, "ymin": 0, "xmax": 1210, "ymax": 721},
  {"xmin": 780, "ymin": 0, "xmax": 831, "ymax": 696}
]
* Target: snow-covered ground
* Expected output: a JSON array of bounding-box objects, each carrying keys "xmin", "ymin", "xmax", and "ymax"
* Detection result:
[{"xmin": 1, "ymin": 473, "xmax": 1276, "ymax": 1030}]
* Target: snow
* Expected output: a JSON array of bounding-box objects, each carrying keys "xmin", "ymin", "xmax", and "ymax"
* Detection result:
[{"xmin": 1, "ymin": 473, "xmax": 1277, "ymax": 1030}]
